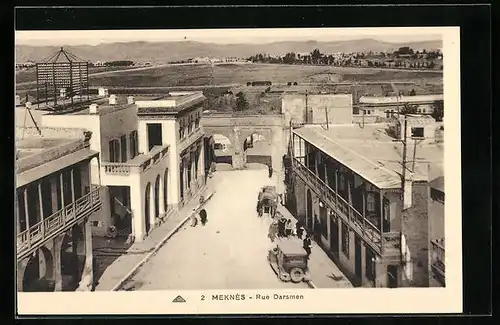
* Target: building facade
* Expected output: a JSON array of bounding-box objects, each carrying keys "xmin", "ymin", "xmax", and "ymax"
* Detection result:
[
  {"xmin": 282, "ymin": 93, "xmax": 353, "ymax": 126},
  {"xmin": 16, "ymin": 127, "xmax": 102, "ymax": 292},
  {"xmin": 288, "ymin": 124, "xmax": 438, "ymax": 287},
  {"xmin": 358, "ymin": 94, "xmax": 444, "ymax": 118},
  {"xmin": 135, "ymin": 91, "xmax": 207, "ymax": 210},
  {"xmin": 428, "ymin": 175, "xmax": 445, "ymax": 286},
  {"xmin": 41, "ymin": 95, "xmax": 171, "ymax": 243}
]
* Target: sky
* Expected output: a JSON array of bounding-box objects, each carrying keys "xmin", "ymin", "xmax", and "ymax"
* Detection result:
[{"xmin": 15, "ymin": 28, "xmax": 443, "ymax": 46}]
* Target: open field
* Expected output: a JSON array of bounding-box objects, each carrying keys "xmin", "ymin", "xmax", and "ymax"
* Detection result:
[
  {"xmin": 15, "ymin": 66, "xmax": 146, "ymax": 84},
  {"xmin": 16, "ymin": 63, "xmax": 442, "ymax": 90}
]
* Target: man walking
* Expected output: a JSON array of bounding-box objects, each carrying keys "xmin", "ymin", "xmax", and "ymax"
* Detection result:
[
  {"xmin": 199, "ymin": 208, "xmax": 208, "ymax": 226},
  {"xmin": 303, "ymin": 234, "xmax": 312, "ymax": 259},
  {"xmin": 268, "ymin": 165, "xmax": 273, "ymax": 179},
  {"xmin": 296, "ymin": 222, "xmax": 304, "ymax": 239}
]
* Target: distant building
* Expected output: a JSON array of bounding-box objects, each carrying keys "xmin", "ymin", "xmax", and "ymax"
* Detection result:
[
  {"xmin": 282, "ymin": 93, "xmax": 353, "ymax": 127},
  {"xmin": 93, "ymin": 61, "xmax": 105, "ymax": 67},
  {"xmin": 359, "ymin": 94, "xmax": 444, "ymax": 117},
  {"xmin": 388, "ymin": 114, "xmax": 438, "ymax": 142}
]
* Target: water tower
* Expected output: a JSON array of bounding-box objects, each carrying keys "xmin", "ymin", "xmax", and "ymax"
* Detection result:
[{"xmin": 35, "ymin": 47, "xmax": 90, "ymax": 110}]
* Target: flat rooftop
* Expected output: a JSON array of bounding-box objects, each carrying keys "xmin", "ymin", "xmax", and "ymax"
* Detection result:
[
  {"xmin": 16, "ymin": 127, "xmax": 98, "ymax": 187},
  {"xmin": 293, "ymin": 124, "xmax": 444, "ymax": 189}
]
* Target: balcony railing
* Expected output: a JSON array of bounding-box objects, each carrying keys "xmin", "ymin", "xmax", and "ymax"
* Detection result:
[
  {"xmin": 17, "ymin": 187, "xmax": 102, "ymax": 259},
  {"xmin": 293, "ymin": 158, "xmax": 383, "ymax": 253},
  {"xmin": 103, "ymin": 145, "xmax": 169, "ymax": 176},
  {"xmin": 430, "ymin": 239, "xmax": 445, "ymax": 280}
]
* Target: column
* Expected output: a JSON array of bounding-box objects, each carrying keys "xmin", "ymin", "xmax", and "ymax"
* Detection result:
[
  {"xmin": 159, "ymin": 176, "xmax": 165, "ymax": 216},
  {"xmin": 76, "ymin": 219, "xmax": 93, "ymax": 291},
  {"xmin": 70, "ymin": 169, "xmax": 75, "ymax": 202},
  {"xmin": 149, "ymin": 184, "xmax": 155, "ymax": 229},
  {"xmin": 53, "ymin": 236, "xmax": 63, "ymax": 291},
  {"xmin": 130, "ymin": 183, "xmax": 143, "ymax": 242},
  {"xmin": 59, "ymin": 173, "xmax": 65, "ymax": 215},
  {"xmin": 324, "ymin": 160, "xmax": 329, "ymax": 185},
  {"xmin": 24, "ymin": 188, "xmax": 30, "ymax": 248},
  {"xmin": 38, "ymin": 183, "xmax": 45, "ymax": 238},
  {"xmin": 199, "ymin": 143, "xmax": 206, "ymax": 184}
]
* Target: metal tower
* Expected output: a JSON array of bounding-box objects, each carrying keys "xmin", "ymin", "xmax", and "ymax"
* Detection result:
[{"xmin": 35, "ymin": 47, "xmax": 90, "ymax": 111}]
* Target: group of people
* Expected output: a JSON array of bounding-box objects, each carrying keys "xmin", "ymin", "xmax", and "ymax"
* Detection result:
[{"xmin": 268, "ymin": 217, "xmax": 312, "ymax": 258}]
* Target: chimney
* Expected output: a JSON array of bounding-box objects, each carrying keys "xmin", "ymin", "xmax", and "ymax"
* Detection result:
[
  {"xmin": 109, "ymin": 95, "xmax": 117, "ymax": 105},
  {"xmin": 127, "ymin": 96, "xmax": 135, "ymax": 104},
  {"xmin": 89, "ymin": 103, "xmax": 99, "ymax": 114},
  {"xmin": 98, "ymin": 87, "xmax": 109, "ymax": 97}
]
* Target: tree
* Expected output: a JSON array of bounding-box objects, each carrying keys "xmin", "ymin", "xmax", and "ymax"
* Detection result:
[
  {"xmin": 431, "ymin": 101, "xmax": 444, "ymax": 121},
  {"xmin": 311, "ymin": 48, "xmax": 322, "ymax": 64},
  {"xmin": 234, "ymin": 92, "xmax": 249, "ymax": 111}
]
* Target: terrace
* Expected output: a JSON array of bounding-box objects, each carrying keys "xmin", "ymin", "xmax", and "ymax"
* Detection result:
[{"xmin": 101, "ymin": 144, "xmax": 169, "ymax": 177}]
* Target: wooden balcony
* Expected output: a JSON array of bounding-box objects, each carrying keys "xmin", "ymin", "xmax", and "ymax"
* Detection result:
[
  {"xmin": 292, "ymin": 158, "xmax": 383, "ymax": 254},
  {"xmin": 102, "ymin": 145, "xmax": 169, "ymax": 176},
  {"xmin": 17, "ymin": 187, "xmax": 102, "ymax": 260}
]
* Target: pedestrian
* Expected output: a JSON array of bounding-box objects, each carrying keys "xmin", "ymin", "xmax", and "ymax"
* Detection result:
[
  {"xmin": 190, "ymin": 208, "xmax": 198, "ymax": 227},
  {"xmin": 199, "ymin": 208, "xmax": 208, "ymax": 226},
  {"xmin": 285, "ymin": 219, "xmax": 294, "ymax": 237},
  {"xmin": 303, "ymin": 234, "xmax": 312, "ymax": 258},
  {"xmin": 296, "ymin": 222, "xmax": 304, "ymax": 239},
  {"xmin": 268, "ymin": 221, "xmax": 278, "ymax": 242},
  {"xmin": 313, "ymin": 217, "xmax": 321, "ymax": 242},
  {"xmin": 277, "ymin": 217, "xmax": 286, "ymax": 237},
  {"xmin": 268, "ymin": 165, "xmax": 273, "ymax": 179}
]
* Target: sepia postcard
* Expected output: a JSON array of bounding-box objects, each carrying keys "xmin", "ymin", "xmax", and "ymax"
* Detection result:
[{"xmin": 15, "ymin": 26, "xmax": 461, "ymax": 315}]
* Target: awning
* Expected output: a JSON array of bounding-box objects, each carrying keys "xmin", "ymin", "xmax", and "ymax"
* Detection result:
[{"xmin": 17, "ymin": 148, "xmax": 99, "ymax": 188}]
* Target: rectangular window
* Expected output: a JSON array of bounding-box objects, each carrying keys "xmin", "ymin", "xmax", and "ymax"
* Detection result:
[
  {"xmin": 147, "ymin": 123, "xmax": 163, "ymax": 151},
  {"xmin": 120, "ymin": 135, "xmax": 127, "ymax": 162},
  {"xmin": 411, "ymin": 127, "xmax": 424, "ymax": 138},
  {"xmin": 109, "ymin": 139, "xmax": 120, "ymax": 163},
  {"xmin": 365, "ymin": 247, "xmax": 376, "ymax": 285},
  {"xmin": 129, "ymin": 131, "xmax": 136, "ymax": 159},
  {"xmin": 341, "ymin": 222, "xmax": 350, "ymax": 257}
]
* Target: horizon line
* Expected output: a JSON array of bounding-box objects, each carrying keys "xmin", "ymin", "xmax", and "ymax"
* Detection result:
[{"xmin": 16, "ymin": 37, "xmax": 442, "ymax": 47}]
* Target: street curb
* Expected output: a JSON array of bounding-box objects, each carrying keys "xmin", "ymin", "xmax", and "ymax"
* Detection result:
[
  {"xmin": 306, "ymin": 280, "xmax": 317, "ymax": 289},
  {"xmin": 111, "ymin": 190, "xmax": 216, "ymax": 291}
]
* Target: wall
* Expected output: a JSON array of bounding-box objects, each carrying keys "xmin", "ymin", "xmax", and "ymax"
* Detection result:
[
  {"xmin": 401, "ymin": 181, "xmax": 430, "ymax": 287},
  {"xmin": 282, "ymin": 94, "xmax": 353, "ymax": 125},
  {"xmin": 99, "ymin": 106, "xmax": 139, "ymax": 162},
  {"xmin": 41, "ymin": 114, "xmax": 102, "ymax": 185}
]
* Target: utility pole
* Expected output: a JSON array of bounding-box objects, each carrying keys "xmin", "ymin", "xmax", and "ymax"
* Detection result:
[
  {"xmin": 324, "ymin": 104, "xmax": 329, "ymax": 130},
  {"xmin": 392, "ymin": 115, "xmax": 408, "ymax": 203},
  {"xmin": 412, "ymin": 138, "xmax": 418, "ymax": 172}
]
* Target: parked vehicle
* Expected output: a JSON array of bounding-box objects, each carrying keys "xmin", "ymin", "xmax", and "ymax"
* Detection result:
[
  {"xmin": 267, "ymin": 239, "xmax": 311, "ymax": 283},
  {"xmin": 257, "ymin": 185, "xmax": 278, "ymax": 218}
]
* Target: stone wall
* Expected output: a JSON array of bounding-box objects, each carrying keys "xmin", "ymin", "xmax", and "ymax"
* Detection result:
[{"xmin": 402, "ymin": 181, "xmax": 430, "ymax": 287}]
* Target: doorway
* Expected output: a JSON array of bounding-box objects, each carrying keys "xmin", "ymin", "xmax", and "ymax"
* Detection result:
[
  {"xmin": 387, "ymin": 265, "xmax": 398, "ymax": 288},
  {"xmin": 147, "ymin": 123, "xmax": 163, "ymax": 151},
  {"xmin": 306, "ymin": 189, "xmax": 312, "ymax": 231},
  {"xmin": 145, "ymin": 183, "xmax": 151, "ymax": 234},
  {"xmin": 355, "ymin": 235, "xmax": 362, "ymax": 281},
  {"xmin": 330, "ymin": 214, "xmax": 339, "ymax": 258}
]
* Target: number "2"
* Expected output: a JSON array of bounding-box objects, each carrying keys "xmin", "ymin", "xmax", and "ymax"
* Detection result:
[{"xmin": 201, "ymin": 295, "xmax": 205, "ymax": 301}]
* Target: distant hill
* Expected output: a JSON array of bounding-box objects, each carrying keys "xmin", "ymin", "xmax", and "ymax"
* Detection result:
[{"xmin": 15, "ymin": 38, "xmax": 442, "ymax": 64}]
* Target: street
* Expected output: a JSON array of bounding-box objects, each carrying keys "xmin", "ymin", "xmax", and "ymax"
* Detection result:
[{"xmin": 120, "ymin": 167, "xmax": 310, "ymax": 290}]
